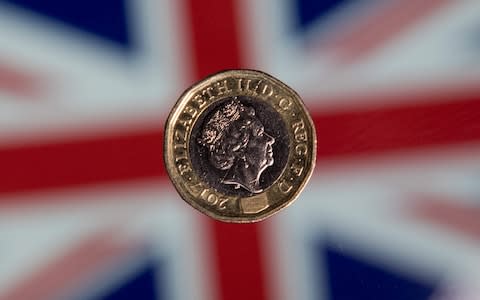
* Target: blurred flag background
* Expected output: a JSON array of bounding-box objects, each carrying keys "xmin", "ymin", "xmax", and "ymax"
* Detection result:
[{"xmin": 0, "ymin": 0, "xmax": 479, "ymax": 299}]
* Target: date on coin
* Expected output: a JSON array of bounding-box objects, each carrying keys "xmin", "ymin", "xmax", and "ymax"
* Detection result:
[{"xmin": 164, "ymin": 70, "xmax": 316, "ymax": 222}]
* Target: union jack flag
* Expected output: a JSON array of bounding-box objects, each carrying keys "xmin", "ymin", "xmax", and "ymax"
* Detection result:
[{"xmin": 0, "ymin": 1, "xmax": 479, "ymax": 299}]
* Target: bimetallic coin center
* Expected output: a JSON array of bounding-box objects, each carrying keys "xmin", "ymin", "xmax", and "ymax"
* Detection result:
[
  {"xmin": 190, "ymin": 96, "xmax": 289, "ymax": 198},
  {"xmin": 198, "ymin": 98, "xmax": 275, "ymax": 194}
]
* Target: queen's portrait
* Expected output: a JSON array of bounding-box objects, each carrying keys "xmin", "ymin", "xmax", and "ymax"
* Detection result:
[{"xmin": 198, "ymin": 99, "xmax": 275, "ymax": 193}]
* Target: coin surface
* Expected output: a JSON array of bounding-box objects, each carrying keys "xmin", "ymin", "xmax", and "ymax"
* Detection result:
[{"xmin": 164, "ymin": 70, "xmax": 316, "ymax": 222}]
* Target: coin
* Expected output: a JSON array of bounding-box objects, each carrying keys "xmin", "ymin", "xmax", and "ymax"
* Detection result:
[{"xmin": 164, "ymin": 70, "xmax": 316, "ymax": 222}]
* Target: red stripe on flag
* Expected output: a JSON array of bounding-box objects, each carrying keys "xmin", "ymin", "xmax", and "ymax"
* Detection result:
[
  {"xmin": 186, "ymin": 0, "xmax": 242, "ymax": 79},
  {"xmin": 185, "ymin": 1, "xmax": 269, "ymax": 300},
  {"xmin": 0, "ymin": 128, "xmax": 165, "ymax": 197},
  {"xmin": 209, "ymin": 222, "xmax": 269, "ymax": 300},
  {"xmin": 0, "ymin": 91, "xmax": 479, "ymax": 198},
  {"xmin": 315, "ymin": 90, "xmax": 480, "ymax": 159}
]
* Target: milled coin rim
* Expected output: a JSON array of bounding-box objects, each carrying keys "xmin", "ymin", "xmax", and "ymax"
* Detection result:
[{"xmin": 164, "ymin": 69, "xmax": 316, "ymax": 223}]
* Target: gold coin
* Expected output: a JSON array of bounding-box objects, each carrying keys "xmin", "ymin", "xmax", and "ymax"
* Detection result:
[{"xmin": 164, "ymin": 70, "xmax": 316, "ymax": 222}]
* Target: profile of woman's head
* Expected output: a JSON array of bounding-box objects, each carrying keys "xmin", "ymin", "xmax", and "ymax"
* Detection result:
[{"xmin": 199, "ymin": 99, "xmax": 275, "ymax": 193}]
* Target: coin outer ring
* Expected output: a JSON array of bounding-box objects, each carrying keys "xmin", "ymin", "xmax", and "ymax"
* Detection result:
[{"xmin": 164, "ymin": 69, "xmax": 316, "ymax": 223}]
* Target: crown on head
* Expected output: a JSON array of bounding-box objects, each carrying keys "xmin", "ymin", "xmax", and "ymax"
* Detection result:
[{"xmin": 199, "ymin": 98, "xmax": 245, "ymax": 147}]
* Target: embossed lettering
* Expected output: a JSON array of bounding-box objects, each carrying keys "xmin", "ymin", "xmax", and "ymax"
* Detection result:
[
  {"xmin": 174, "ymin": 128, "xmax": 186, "ymax": 143},
  {"xmin": 252, "ymin": 80, "xmax": 263, "ymax": 93},
  {"xmin": 292, "ymin": 119, "xmax": 307, "ymax": 142},
  {"xmin": 238, "ymin": 78, "xmax": 252, "ymax": 92},
  {"xmin": 278, "ymin": 98, "xmax": 292, "ymax": 110},
  {"xmin": 177, "ymin": 162, "xmax": 192, "ymax": 176},
  {"xmin": 177, "ymin": 116, "xmax": 193, "ymax": 128},
  {"xmin": 173, "ymin": 128, "xmax": 188, "ymax": 162},
  {"xmin": 215, "ymin": 80, "xmax": 232, "ymax": 95},
  {"xmin": 183, "ymin": 105, "xmax": 197, "ymax": 119},
  {"xmin": 218, "ymin": 198, "xmax": 229, "ymax": 210},
  {"xmin": 202, "ymin": 86, "xmax": 215, "ymax": 99},
  {"xmin": 206, "ymin": 192, "xmax": 218, "ymax": 205},
  {"xmin": 290, "ymin": 162, "xmax": 304, "ymax": 177},
  {"xmin": 295, "ymin": 143, "xmax": 308, "ymax": 156},
  {"xmin": 260, "ymin": 83, "xmax": 273, "ymax": 96},
  {"xmin": 192, "ymin": 93, "xmax": 208, "ymax": 109},
  {"xmin": 199, "ymin": 189, "xmax": 229, "ymax": 210},
  {"xmin": 174, "ymin": 147, "xmax": 188, "ymax": 162}
]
